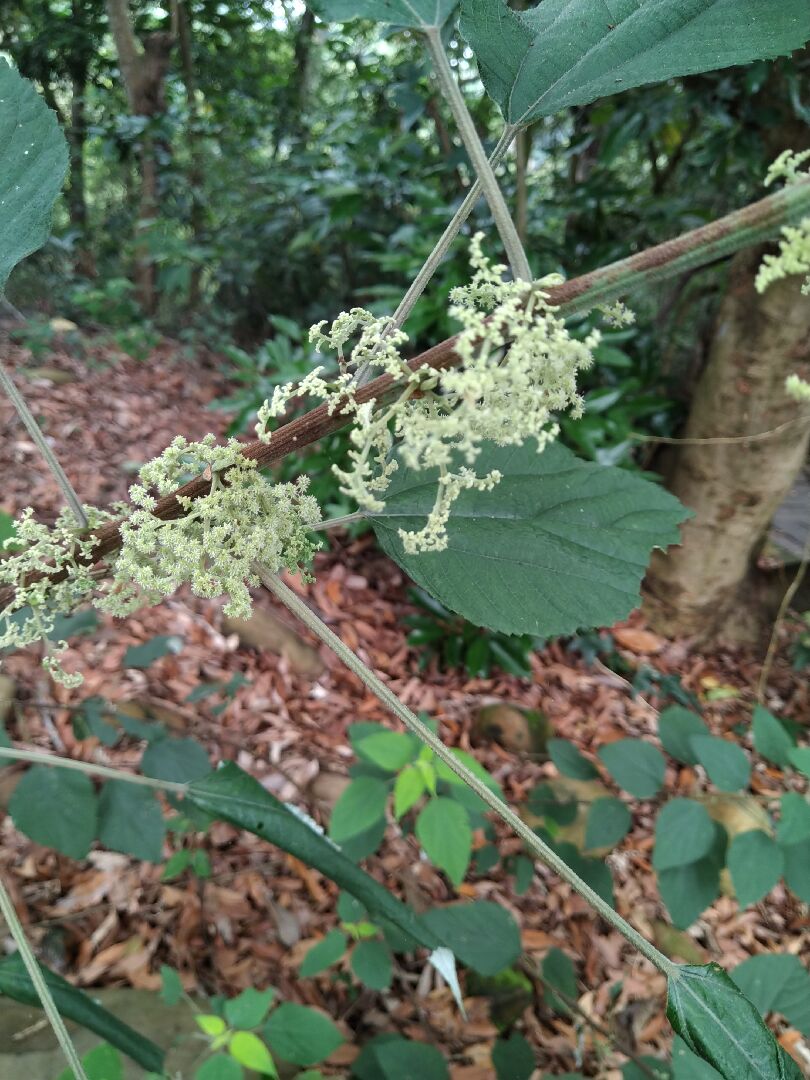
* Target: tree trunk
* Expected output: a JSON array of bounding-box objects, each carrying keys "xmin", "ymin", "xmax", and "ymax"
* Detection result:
[
  {"xmin": 643, "ymin": 247, "xmax": 810, "ymax": 644},
  {"xmin": 105, "ymin": 0, "xmax": 174, "ymax": 313}
]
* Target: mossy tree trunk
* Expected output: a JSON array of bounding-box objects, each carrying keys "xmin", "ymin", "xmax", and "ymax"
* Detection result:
[{"xmin": 643, "ymin": 247, "xmax": 810, "ymax": 644}]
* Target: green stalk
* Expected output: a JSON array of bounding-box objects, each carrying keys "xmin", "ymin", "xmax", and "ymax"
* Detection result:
[
  {"xmin": 259, "ymin": 568, "xmax": 676, "ymax": 978},
  {"xmin": 423, "ymin": 29, "xmax": 529, "ymax": 280},
  {"xmin": 0, "ymin": 875, "xmax": 88, "ymax": 1080},
  {"xmin": 0, "ymin": 359, "xmax": 88, "ymax": 528},
  {"xmin": 0, "ymin": 745, "xmax": 187, "ymax": 793}
]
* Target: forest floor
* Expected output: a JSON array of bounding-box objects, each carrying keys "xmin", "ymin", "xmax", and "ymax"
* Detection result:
[{"xmin": 0, "ymin": 334, "xmax": 808, "ymax": 1079}]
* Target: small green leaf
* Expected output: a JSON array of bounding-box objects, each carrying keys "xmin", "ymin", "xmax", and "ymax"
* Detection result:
[
  {"xmin": 598, "ymin": 739, "xmax": 666, "ymax": 798},
  {"xmin": 658, "ymin": 707, "xmax": 710, "ymax": 764},
  {"xmin": 657, "ymin": 826, "xmax": 725, "ymax": 929},
  {"xmin": 667, "ymin": 963, "xmax": 803, "ymax": 1079},
  {"xmin": 541, "ymin": 948, "xmax": 577, "ymax": 1014},
  {"xmin": 548, "ymin": 738, "xmax": 598, "ymax": 780},
  {"xmin": 224, "ymin": 988, "xmax": 276, "ymax": 1030},
  {"xmin": 161, "ymin": 849, "xmax": 192, "ymax": 880},
  {"xmin": 394, "ymin": 765, "xmax": 426, "ymax": 818},
  {"xmin": 264, "ymin": 1003, "xmax": 343, "ymax": 1066},
  {"xmin": 57, "ymin": 1044, "xmax": 123, "ymax": 1080},
  {"xmin": 783, "ymin": 839, "xmax": 810, "ymax": 902},
  {"xmin": 788, "ymin": 747, "xmax": 810, "ymax": 777},
  {"xmin": 354, "ymin": 1036, "xmax": 449, "ymax": 1079},
  {"xmin": 420, "ymin": 901, "xmax": 521, "ymax": 976},
  {"xmin": 351, "ymin": 939, "xmax": 393, "ymax": 991},
  {"xmin": 732, "ymin": 954, "xmax": 810, "ymax": 1036},
  {"xmin": 329, "ymin": 778, "xmax": 389, "ymax": 843},
  {"xmin": 355, "ymin": 731, "xmax": 416, "ymax": 772},
  {"xmin": 197, "ymin": 1014, "xmax": 227, "ymax": 1037},
  {"xmin": 301, "ymin": 930, "xmax": 348, "ymax": 977},
  {"xmin": 9, "ymin": 766, "xmax": 97, "ymax": 859},
  {"xmin": 527, "ymin": 783, "xmax": 577, "ymax": 826},
  {"xmin": 160, "ymin": 965, "xmax": 183, "ymax": 1005},
  {"xmin": 752, "ymin": 706, "xmax": 795, "ymax": 767},
  {"xmin": 690, "ymin": 735, "xmax": 751, "ymax": 792},
  {"xmin": 491, "ymin": 1032, "xmax": 535, "ymax": 1080},
  {"xmin": 194, "ymin": 1056, "xmax": 243, "ymax": 1080},
  {"xmin": 584, "ymin": 797, "xmax": 631, "ymax": 851},
  {"xmin": 777, "ymin": 793, "xmax": 810, "ymax": 846},
  {"xmin": 371, "ymin": 440, "xmax": 688, "ymax": 639},
  {"xmin": 653, "ymin": 800, "xmax": 716, "ymax": 871},
  {"xmin": 123, "ymin": 634, "xmax": 183, "ymax": 668},
  {"xmin": 141, "ymin": 736, "xmax": 211, "ymax": 783},
  {"xmin": 727, "ymin": 831, "xmax": 784, "ymax": 908},
  {"xmin": 98, "ymin": 781, "xmax": 166, "ymax": 862},
  {"xmin": 416, "ymin": 797, "xmax": 472, "ymax": 885},
  {"xmin": 555, "ymin": 842, "xmax": 615, "ymax": 907},
  {"xmin": 0, "ymin": 59, "xmax": 69, "ymax": 291},
  {"xmin": 228, "ymin": 1031, "xmax": 277, "ymax": 1075}
]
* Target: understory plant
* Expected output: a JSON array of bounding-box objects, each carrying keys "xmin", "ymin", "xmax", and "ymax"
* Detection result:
[{"xmin": 2, "ymin": 3, "xmax": 810, "ymax": 1078}]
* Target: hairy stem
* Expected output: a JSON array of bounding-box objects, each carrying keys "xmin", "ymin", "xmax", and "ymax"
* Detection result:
[
  {"xmin": 259, "ymin": 568, "xmax": 676, "ymax": 978},
  {"xmin": 0, "ymin": 359, "xmax": 88, "ymax": 528},
  {"xmin": 0, "ymin": 745, "xmax": 187, "ymax": 793},
  {"xmin": 423, "ymin": 29, "xmax": 530, "ymax": 280},
  {"xmin": 0, "ymin": 875, "xmax": 88, "ymax": 1080},
  {"xmin": 4, "ymin": 176, "xmax": 810, "ymax": 610}
]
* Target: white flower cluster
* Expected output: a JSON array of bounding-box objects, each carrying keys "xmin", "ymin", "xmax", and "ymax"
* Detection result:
[
  {"xmin": 1, "ymin": 435, "xmax": 321, "ymax": 686},
  {"xmin": 756, "ymin": 151, "xmax": 810, "ymax": 296},
  {"xmin": 785, "ymin": 374, "xmax": 810, "ymax": 403},
  {"xmin": 256, "ymin": 234, "xmax": 598, "ymax": 553},
  {"xmin": 0, "ymin": 504, "xmax": 119, "ymax": 686}
]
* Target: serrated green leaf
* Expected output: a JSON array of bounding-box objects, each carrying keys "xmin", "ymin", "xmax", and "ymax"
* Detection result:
[
  {"xmin": 264, "ymin": 1003, "xmax": 343, "ymax": 1066},
  {"xmin": 459, "ymin": 0, "xmax": 810, "ymax": 127},
  {"xmin": 598, "ymin": 738, "xmax": 666, "ymax": 798},
  {"xmin": 351, "ymin": 939, "xmax": 393, "ymax": 990},
  {"xmin": 9, "ymin": 765, "xmax": 97, "ymax": 859},
  {"xmin": 225, "ymin": 987, "xmax": 276, "ymax": 1030},
  {"xmin": 667, "ymin": 963, "xmax": 803, "ymax": 1079},
  {"xmin": 0, "ymin": 952, "xmax": 164, "ymax": 1072},
  {"xmin": 301, "ymin": 930, "xmax": 348, "ymax": 977},
  {"xmin": 313, "ymin": 0, "xmax": 458, "ymax": 30},
  {"xmin": 653, "ymin": 799, "xmax": 716, "ymax": 871},
  {"xmin": 420, "ymin": 900, "xmax": 520, "ymax": 976},
  {"xmin": 752, "ymin": 706, "xmax": 795, "ymax": 767},
  {"xmin": 0, "ymin": 59, "xmax": 69, "ymax": 292},
  {"xmin": 690, "ymin": 735, "xmax": 751, "ymax": 792},
  {"xmin": 727, "ymin": 831, "xmax": 783, "ymax": 908},
  {"xmin": 371, "ymin": 440, "xmax": 688, "ymax": 638},
  {"xmin": 329, "ymin": 777, "xmax": 389, "ymax": 842},
  {"xmin": 584, "ymin": 797, "xmax": 631, "ymax": 851},
  {"xmin": 98, "ymin": 781, "xmax": 166, "ymax": 862},
  {"xmin": 548, "ymin": 737, "xmax": 599, "ymax": 780},
  {"xmin": 416, "ymin": 796, "xmax": 471, "ymax": 885}
]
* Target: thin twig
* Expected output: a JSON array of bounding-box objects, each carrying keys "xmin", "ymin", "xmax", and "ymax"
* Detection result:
[
  {"xmin": 631, "ymin": 414, "xmax": 810, "ymax": 446},
  {"xmin": 757, "ymin": 532, "xmax": 810, "ymax": 702},
  {"xmin": 0, "ymin": 358, "xmax": 88, "ymax": 527},
  {"xmin": 0, "ymin": 874, "xmax": 88, "ymax": 1080}
]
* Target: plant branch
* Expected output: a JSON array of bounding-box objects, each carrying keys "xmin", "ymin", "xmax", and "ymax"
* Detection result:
[
  {"xmin": 423, "ymin": 28, "xmax": 530, "ymax": 280},
  {"xmin": 0, "ymin": 745, "xmax": 187, "ymax": 793},
  {"xmin": 0, "ymin": 875, "xmax": 88, "ymax": 1080},
  {"xmin": 3, "ymin": 177, "xmax": 809, "ymax": 610},
  {"xmin": 0, "ymin": 359, "xmax": 88, "ymax": 527},
  {"xmin": 258, "ymin": 568, "xmax": 676, "ymax": 978}
]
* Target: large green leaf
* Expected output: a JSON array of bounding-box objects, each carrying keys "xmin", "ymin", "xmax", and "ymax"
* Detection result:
[
  {"xmin": 185, "ymin": 763, "xmax": 439, "ymax": 951},
  {"xmin": 372, "ymin": 440, "xmax": 687, "ymax": 637},
  {"xmin": 312, "ymin": 0, "xmax": 457, "ymax": 30},
  {"xmin": 459, "ymin": 0, "xmax": 810, "ymax": 127},
  {"xmin": 420, "ymin": 900, "xmax": 521, "ymax": 975},
  {"xmin": 732, "ymin": 955, "xmax": 810, "ymax": 1037},
  {"xmin": 727, "ymin": 831, "xmax": 783, "ymax": 909},
  {"xmin": 653, "ymin": 799, "xmax": 715, "ymax": 871},
  {"xmin": 667, "ymin": 963, "xmax": 803, "ymax": 1080},
  {"xmin": 0, "ymin": 953, "xmax": 164, "ymax": 1073},
  {"xmin": 0, "ymin": 59, "xmax": 68, "ymax": 292},
  {"xmin": 264, "ymin": 1002, "xmax": 343, "ymax": 1066},
  {"xmin": 97, "ymin": 781, "xmax": 166, "ymax": 862},
  {"xmin": 9, "ymin": 766, "xmax": 97, "ymax": 859}
]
